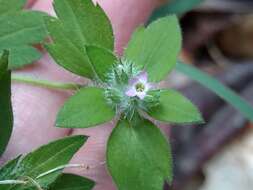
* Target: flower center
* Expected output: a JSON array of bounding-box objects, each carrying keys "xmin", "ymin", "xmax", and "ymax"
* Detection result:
[{"xmin": 135, "ymin": 83, "xmax": 145, "ymax": 92}]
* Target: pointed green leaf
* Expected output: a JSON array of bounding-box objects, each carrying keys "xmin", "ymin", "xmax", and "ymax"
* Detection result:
[
  {"xmin": 45, "ymin": 17, "xmax": 94, "ymax": 79},
  {"xmin": 56, "ymin": 87, "xmax": 115, "ymax": 128},
  {"xmin": 0, "ymin": 11, "xmax": 46, "ymax": 47},
  {"xmin": 0, "ymin": 3, "xmax": 48, "ymax": 69},
  {"xmin": 107, "ymin": 118, "xmax": 172, "ymax": 190},
  {"xmin": 124, "ymin": 16, "xmax": 181, "ymax": 82},
  {"xmin": 49, "ymin": 173, "xmax": 95, "ymax": 190},
  {"xmin": 86, "ymin": 45, "xmax": 117, "ymax": 81},
  {"xmin": 45, "ymin": 0, "xmax": 114, "ymax": 79},
  {"xmin": 53, "ymin": 0, "xmax": 113, "ymax": 50},
  {"xmin": 0, "ymin": 155, "xmax": 22, "ymax": 180},
  {"xmin": 0, "ymin": 135, "xmax": 87, "ymax": 189},
  {"xmin": 21, "ymin": 135, "xmax": 87, "ymax": 188},
  {"xmin": 0, "ymin": 51, "xmax": 13, "ymax": 157},
  {"xmin": 0, "ymin": 155, "xmax": 22, "ymax": 190},
  {"xmin": 176, "ymin": 61, "xmax": 253, "ymax": 122},
  {"xmin": 22, "ymin": 135, "xmax": 86, "ymax": 177},
  {"xmin": 148, "ymin": 89, "xmax": 203, "ymax": 124}
]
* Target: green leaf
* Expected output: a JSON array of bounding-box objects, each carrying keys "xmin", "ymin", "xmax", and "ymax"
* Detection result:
[
  {"xmin": 9, "ymin": 46, "xmax": 41, "ymax": 70},
  {"xmin": 149, "ymin": 0, "xmax": 203, "ymax": 23},
  {"xmin": 0, "ymin": 155, "xmax": 22, "ymax": 180},
  {"xmin": 148, "ymin": 89, "xmax": 203, "ymax": 124},
  {"xmin": 86, "ymin": 45, "xmax": 117, "ymax": 81},
  {"xmin": 0, "ymin": 135, "xmax": 87, "ymax": 189},
  {"xmin": 0, "ymin": 50, "xmax": 9, "ymax": 78},
  {"xmin": 0, "ymin": 0, "xmax": 48, "ymax": 69},
  {"xmin": 124, "ymin": 16, "xmax": 181, "ymax": 82},
  {"xmin": 176, "ymin": 62, "xmax": 253, "ymax": 122},
  {"xmin": 45, "ymin": 0, "xmax": 114, "ymax": 79},
  {"xmin": 0, "ymin": 156, "xmax": 23, "ymax": 190},
  {"xmin": 0, "ymin": 11, "xmax": 46, "ymax": 47},
  {"xmin": 45, "ymin": 17, "xmax": 94, "ymax": 79},
  {"xmin": 49, "ymin": 173, "xmax": 95, "ymax": 190},
  {"xmin": 56, "ymin": 87, "xmax": 115, "ymax": 128},
  {"xmin": 0, "ymin": 51, "xmax": 13, "ymax": 157},
  {"xmin": 21, "ymin": 135, "xmax": 86, "ymax": 183},
  {"xmin": 107, "ymin": 118, "xmax": 172, "ymax": 190},
  {"xmin": 0, "ymin": 0, "xmax": 25, "ymax": 15},
  {"xmin": 53, "ymin": 0, "xmax": 113, "ymax": 50}
]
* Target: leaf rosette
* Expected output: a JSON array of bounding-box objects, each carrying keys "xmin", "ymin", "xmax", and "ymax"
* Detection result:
[{"xmin": 44, "ymin": 0, "xmax": 203, "ymax": 189}]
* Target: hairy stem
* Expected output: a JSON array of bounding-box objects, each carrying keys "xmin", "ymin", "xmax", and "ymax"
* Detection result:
[
  {"xmin": 12, "ymin": 74, "xmax": 83, "ymax": 91},
  {"xmin": 35, "ymin": 164, "xmax": 89, "ymax": 179}
]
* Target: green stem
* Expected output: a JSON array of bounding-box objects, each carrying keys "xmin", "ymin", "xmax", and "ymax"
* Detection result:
[
  {"xmin": 36, "ymin": 164, "xmax": 88, "ymax": 179},
  {"xmin": 12, "ymin": 74, "xmax": 83, "ymax": 91},
  {"xmin": 22, "ymin": 176, "xmax": 43, "ymax": 190}
]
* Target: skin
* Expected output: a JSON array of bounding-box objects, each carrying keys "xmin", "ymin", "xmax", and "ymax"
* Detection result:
[{"xmin": 0, "ymin": 0, "xmax": 166, "ymax": 189}]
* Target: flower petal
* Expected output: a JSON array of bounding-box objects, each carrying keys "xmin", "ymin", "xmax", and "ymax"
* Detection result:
[
  {"xmin": 138, "ymin": 71, "xmax": 148, "ymax": 83},
  {"xmin": 146, "ymin": 83, "xmax": 154, "ymax": 91},
  {"xmin": 137, "ymin": 92, "xmax": 146, "ymax": 100},
  {"xmin": 129, "ymin": 77, "xmax": 139, "ymax": 86},
  {"xmin": 125, "ymin": 87, "xmax": 137, "ymax": 97}
]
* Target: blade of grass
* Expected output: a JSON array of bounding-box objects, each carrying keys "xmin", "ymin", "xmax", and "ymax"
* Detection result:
[
  {"xmin": 176, "ymin": 62, "xmax": 253, "ymax": 122},
  {"xmin": 148, "ymin": 0, "xmax": 203, "ymax": 23}
]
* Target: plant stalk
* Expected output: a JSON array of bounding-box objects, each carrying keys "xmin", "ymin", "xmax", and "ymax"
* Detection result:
[{"xmin": 12, "ymin": 74, "xmax": 83, "ymax": 91}]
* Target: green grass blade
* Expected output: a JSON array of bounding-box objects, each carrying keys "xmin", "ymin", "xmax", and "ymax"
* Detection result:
[
  {"xmin": 176, "ymin": 62, "xmax": 253, "ymax": 122},
  {"xmin": 148, "ymin": 0, "xmax": 203, "ymax": 23}
]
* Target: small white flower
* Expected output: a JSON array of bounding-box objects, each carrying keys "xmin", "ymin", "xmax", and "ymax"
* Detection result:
[{"xmin": 125, "ymin": 71, "xmax": 152, "ymax": 100}]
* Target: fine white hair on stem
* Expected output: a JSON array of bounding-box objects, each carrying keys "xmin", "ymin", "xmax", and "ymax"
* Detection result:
[
  {"xmin": 35, "ymin": 164, "xmax": 89, "ymax": 179},
  {"xmin": 0, "ymin": 162, "xmax": 106, "ymax": 189},
  {"xmin": 22, "ymin": 176, "xmax": 44, "ymax": 190},
  {"xmin": 0, "ymin": 179, "xmax": 26, "ymax": 185},
  {"xmin": 36, "ymin": 161, "xmax": 107, "ymax": 180}
]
